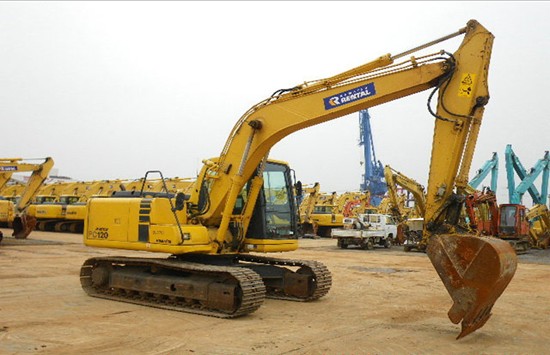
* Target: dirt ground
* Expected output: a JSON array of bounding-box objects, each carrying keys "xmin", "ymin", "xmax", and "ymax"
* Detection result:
[{"xmin": 1, "ymin": 228, "xmax": 550, "ymax": 354}]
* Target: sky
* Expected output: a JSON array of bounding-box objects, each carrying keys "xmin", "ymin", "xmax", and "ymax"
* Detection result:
[{"xmin": 1, "ymin": 1, "xmax": 548, "ymax": 206}]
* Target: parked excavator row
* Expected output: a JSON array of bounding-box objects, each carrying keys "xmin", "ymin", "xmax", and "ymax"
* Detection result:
[
  {"xmin": 0, "ymin": 157, "xmax": 54, "ymax": 242},
  {"xmin": 79, "ymin": 20, "xmax": 516, "ymax": 339},
  {"xmin": 0, "ymin": 174, "xmax": 196, "ymax": 240}
]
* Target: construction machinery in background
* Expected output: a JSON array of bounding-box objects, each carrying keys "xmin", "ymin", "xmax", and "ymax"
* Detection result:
[
  {"xmin": 503, "ymin": 145, "xmax": 549, "ymax": 249},
  {"xmin": 341, "ymin": 191, "xmax": 375, "ymax": 217},
  {"xmin": 65, "ymin": 177, "xmax": 195, "ymax": 233},
  {"xmin": 31, "ymin": 181, "xmax": 92, "ymax": 232},
  {"xmin": 34, "ymin": 180, "xmax": 122, "ymax": 233},
  {"xmin": 527, "ymin": 204, "xmax": 550, "ymax": 248},
  {"xmin": 465, "ymin": 188, "xmax": 531, "ymax": 252},
  {"xmin": 358, "ymin": 109, "xmax": 386, "ymax": 206},
  {"xmin": 384, "ymin": 165, "xmax": 426, "ymax": 247},
  {"xmin": 0, "ymin": 160, "xmax": 18, "ymax": 192},
  {"xmin": 307, "ymin": 191, "xmax": 341, "ymax": 237},
  {"xmin": 0, "ymin": 182, "xmax": 26, "ymax": 205},
  {"xmin": 505, "ymin": 144, "xmax": 549, "ymax": 206},
  {"xmin": 299, "ymin": 187, "xmax": 372, "ymax": 238},
  {"xmin": 309, "ymin": 191, "xmax": 372, "ymax": 237},
  {"xmin": 27, "ymin": 177, "xmax": 196, "ymax": 234},
  {"xmin": 0, "ymin": 157, "xmax": 54, "ymax": 242},
  {"xmin": 469, "ymin": 152, "xmax": 499, "ymax": 192},
  {"xmin": 384, "ymin": 165, "xmax": 426, "ymax": 220},
  {"xmin": 297, "ymin": 182, "xmax": 321, "ymax": 237},
  {"xmin": 80, "ymin": 20, "xmax": 516, "ymax": 339}
]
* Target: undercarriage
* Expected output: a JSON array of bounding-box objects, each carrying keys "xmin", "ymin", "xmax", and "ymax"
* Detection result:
[{"xmin": 80, "ymin": 254, "xmax": 332, "ymax": 317}]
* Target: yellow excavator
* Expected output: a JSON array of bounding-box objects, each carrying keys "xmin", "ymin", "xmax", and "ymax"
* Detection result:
[
  {"xmin": 31, "ymin": 181, "xmax": 91, "ymax": 232},
  {"xmin": 0, "ymin": 157, "xmax": 54, "ymax": 242},
  {"xmin": 526, "ymin": 204, "xmax": 550, "ymax": 249},
  {"xmin": 81, "ymin": 20, "xmax": 516, "ymax": 339},
  {"xmin": 384, "ymin": 165, "xmax": 427, "ymax": 246},
  {"xmin": 298, "ymin": 182, "xmax": 321, "ymax": 236},
  {"xmin": 384, "ymin": 165, "xmax": 426, "ymax": 220}
]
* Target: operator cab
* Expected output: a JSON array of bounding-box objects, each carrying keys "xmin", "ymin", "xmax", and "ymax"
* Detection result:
[{"xmin": 234, "ymin": 161, "xmax": 298, "ymax": 240}]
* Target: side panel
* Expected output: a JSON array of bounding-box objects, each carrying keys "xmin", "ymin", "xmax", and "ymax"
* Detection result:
[
  {"xmin": 35, "ymin": 204, "xmax": 65, "ymax": 219},
  {"xmin": 84, "ymin": 197, "xmax": 215, "ymax": 254}
]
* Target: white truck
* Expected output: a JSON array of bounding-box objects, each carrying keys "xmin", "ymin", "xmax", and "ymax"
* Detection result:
[{"xmin": 331, "ymin": 213, "xmax": 397, "ymax": 250}]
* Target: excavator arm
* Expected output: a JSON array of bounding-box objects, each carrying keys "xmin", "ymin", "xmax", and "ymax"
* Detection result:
[
  {"xmin": 190, "ymin": 20, "xmax": 516, "ymax": 338},
  {"xmin": 8, "ymin": 157, "xmax": 55, "ymax": 238},
  {"xmin": 0, "ymin": 159, "xmax": 20, "ymax": 192},
  {"xmin": 384, "ymin": 165, "xmax": 427, "ymax": 219},
  {"xmin": 299, "ymin": 182, "xmax": 321, "ymax": 224}
]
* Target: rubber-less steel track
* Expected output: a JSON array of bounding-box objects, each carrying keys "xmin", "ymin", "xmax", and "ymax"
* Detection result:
[
  {"xmin": 234, "ymin": 254, "xmax": 332, "ymax": 301},
  {"xmin": 80, "ymin": 256, "xmax": 266, "ymax": 318}
]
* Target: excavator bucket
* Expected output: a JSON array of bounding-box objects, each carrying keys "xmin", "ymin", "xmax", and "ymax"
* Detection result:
[
  {"xmin": 427, "ymin": 234, "xmax": 517, "ymax": 339},
  {"xmin": 12, "ymin": 214, "xmax": 37, "ymax": 239}
]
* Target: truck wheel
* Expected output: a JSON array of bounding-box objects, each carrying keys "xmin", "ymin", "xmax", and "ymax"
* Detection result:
[
  {"xmin": 384, "ymin": 238, "xmax": 392, "ymax": 249},
  {"xmin": 366, "ymin": 240, "xmax": 374, "ymax": 250},
  {"xmin": 338, "ymin": 240, "xmax": 348, "ymax": 249}
]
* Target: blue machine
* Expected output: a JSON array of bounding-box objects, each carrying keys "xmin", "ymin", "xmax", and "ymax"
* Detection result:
[
  {"xmin": 505, "ymin": 144, "xmax": 549, "ymax": 205},
  {"xmin": 358, "ymin": 109, "xmax": 386, "ymax": 206},
  {"xmin": 469, "ymin": 152, "xmax": 499, "ymax": 192}
]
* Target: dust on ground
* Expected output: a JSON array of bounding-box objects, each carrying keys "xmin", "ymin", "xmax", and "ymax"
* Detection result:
[{"xmin": 1, "ymin": 228, "xmax": 549, "ymax": 354}]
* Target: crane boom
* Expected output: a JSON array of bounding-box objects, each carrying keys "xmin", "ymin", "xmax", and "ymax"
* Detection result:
[{"xmin": 359, "ymin": 110, "xmax": 386, "ymax": 206}]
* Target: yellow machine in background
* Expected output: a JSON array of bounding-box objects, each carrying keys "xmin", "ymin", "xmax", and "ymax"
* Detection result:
[
  {"xmin": 81, "ymin": 20, "xmax": 516, "ymax": 339},
  {"xmin": 384, "ymin": 165, "xmax": 426, "ymax": 220},
  {"xmin": 527, "ymin": 204, "xmax": 550, "ymax": 248},
  {"xmin": 0, "ymin": 157, "xmax": 54, "ymax": 242},
  {"xmin": 0, "ymin": 182, "xmax": 25, "ymax": 208},
  {"xmin": 25, "ymin": 176, "xmax": 196, "ymax": 234},
  {"xmin": 310, "ymin": 191, "xmax": 371, "ymax": 237},
  {"xmin": 32, "ymin": 181, "xmax": 91, "ymax": 232},
  {"xmin": 298, "ymin": 182, "xmax": 321, "ymax": 236},
  {"xmin": 341, "ymin": 191, "xmax": 374, "ymax": 217},
  {"xmin": 384, "ymin": 165, "xmax": 427, "ymax": 247},
  {"xmin": 309, "ymin": 192, "xmax": 341, "ymax": 237}
]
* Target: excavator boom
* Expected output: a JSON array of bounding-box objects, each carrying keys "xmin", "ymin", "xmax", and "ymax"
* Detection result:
[{"xmin": 0, "ymin": 157, "xmax": 54, "ymax": 240}]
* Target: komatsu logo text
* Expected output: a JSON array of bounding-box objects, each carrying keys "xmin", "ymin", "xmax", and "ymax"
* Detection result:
[{"xmin": 323, "ymin": 83, "xmax": 376, "ymax": 110}]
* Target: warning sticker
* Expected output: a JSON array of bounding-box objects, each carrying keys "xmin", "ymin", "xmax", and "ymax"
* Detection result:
[{"xmin": 458, "ymin": 73, "xmax": 476, "ymax": 97}]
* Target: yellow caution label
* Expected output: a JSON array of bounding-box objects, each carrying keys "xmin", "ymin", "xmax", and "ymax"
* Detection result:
[{"xmin": 458, "ymin": 73, "xmax": 476, "ymax": 97}]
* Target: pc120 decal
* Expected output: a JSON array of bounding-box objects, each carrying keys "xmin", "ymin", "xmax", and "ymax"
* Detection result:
[{"xmin": 323, "ymin": 83, "xmax": 376, "ymax": 110}]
